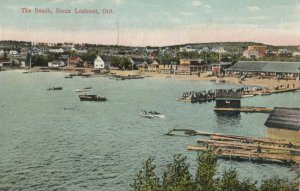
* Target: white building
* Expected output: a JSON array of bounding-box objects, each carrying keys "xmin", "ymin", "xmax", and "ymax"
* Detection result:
[
  {"xmin": 179, "ymin": 45, "xmax": 198, "ymax": 52},
  {"xmin": 9, "ymin": 50, "xmax": 18, "ymax": 55},
  {"xmin": 211, "ymin": 47, "xmax": 227, "ymax": 53},
  {"xmin": 243, "ymin": 49, "xmax": 259, "ymax": 59},
  {"xmin": 292, "ymin": 52, "xmax": 300, "ymax": 57},
  {"xmin": 48, "ymin": 60, "xmax": 65, "ymax": 68},
  {"xmin": 49, "ymin": 48, "xmax": 64, "ymax": 53},
  {"xmin": 0, "ymin": 50, "xmax": 4, "ymax": 55},
  {"xmin": 94, "ymin": 55, "xmax": 105, "ymax": 69}
]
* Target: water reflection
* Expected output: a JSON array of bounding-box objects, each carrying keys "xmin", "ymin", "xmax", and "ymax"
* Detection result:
[{"xmin": 215, "ymin": 111, "xmax": 241, "ymax": 127}]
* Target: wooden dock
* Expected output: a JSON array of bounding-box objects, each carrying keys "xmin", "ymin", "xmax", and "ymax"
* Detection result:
[{"xmin": 213, "ymin": 106, "xmax": 273, "ymax": 113}]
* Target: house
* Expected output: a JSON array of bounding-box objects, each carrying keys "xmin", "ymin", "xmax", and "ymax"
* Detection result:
[
  {"xmin": 177, "ymin": 58, "xmax": 209, "ymax": 75},
  {"xmin": 264, "ymin": 107, "xmax": 300, "ymax": 143},
  {"xmin": 211, "ymin": 62, "xmax": 232, "ymax": 76},
  {"xmin": 94, "ymin": 56, "xmax": 105, "ymax": 69},
  {"xmin": 137, "ymin": 61, "xmax": 148, "ymax": 72},
  {"xmin": 48, "ymin": 60, "xmax": 65, "ymax": 68},
  {"xmin": 148, "ymin": 61, "xmax": 159, "ymax": 72},
  {"xmin": 243, "ymin": 45, "xmax": 267, "ymax": 59},
  {"xmin": 68, "ymin": 56, "xmax": 83, "ymax": 67},
  {"xmin": 0, "ymin": 50, "xmax": 4, "ymax": 56},
  {"xmin": 211, "ymin": 47, "xmax": 227, "ymax": 53},
  {"xmin": 20, "ymin": 48, "xmax": 29, "ymax": 56},
  {"xmin": 277, "ymin": 49, "xmax": 292, "ymax": 57},
  {"xmin": 77, "ymin": 49, "xmax": 88, "ymax": 54},
  {"xmin": 292, "ymin": 52, "xmax": 300, "ymax": 57},
  {"xmin": 31, "ymin": 47, "xmax": 43, "ymax": 55},
  {"xmin": 49, "ymin": 48, "xmax": 64, "ymax": 53},
  {"xmin": 0, "ymin": 60, "xmax": 12, "ymax": 67},
  {"xmin": 9, "ymin": 50, "xmax": 18, "ymax": 55},
  {"xmin": 179, "ymin": 45, "xmax": 197, "ymax": 52}
]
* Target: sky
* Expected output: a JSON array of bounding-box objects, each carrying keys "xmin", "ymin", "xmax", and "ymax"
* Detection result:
[{"xmin": 0, "ymin": 0, "xmax": 300, "ymax": 46}]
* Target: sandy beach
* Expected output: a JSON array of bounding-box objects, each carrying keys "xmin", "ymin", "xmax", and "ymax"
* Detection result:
[
  {"xmin": 110, "ymin": 70, "xmax": 300, "ymax": 90},
  {"xmin": 21, "ymin": 67, "xmax": 300, "ymax": 90}
]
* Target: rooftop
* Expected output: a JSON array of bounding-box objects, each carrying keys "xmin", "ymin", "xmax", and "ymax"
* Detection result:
[
  {"xmin": 226, "ymin": 61, "xmax": 300, "ymax": 73},
  {"xmin": 264, "ymin": 107, "xmax": 300, "ymax": 131}
]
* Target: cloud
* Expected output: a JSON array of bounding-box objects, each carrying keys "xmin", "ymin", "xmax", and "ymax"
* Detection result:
[
  {"xmin": 71, "ymin": 0, "xmax": 95, "ymax": 4},
  {"xmin": 181, "ymin": 12, "xmax": 193, "ymax": 16},
  {"xmin": 192, "ymin": 1, "xmax": 202, "ymax": 7},
  {"xmin": 247, "ymin": 6, "xmax": 260, "ymax": 12}
]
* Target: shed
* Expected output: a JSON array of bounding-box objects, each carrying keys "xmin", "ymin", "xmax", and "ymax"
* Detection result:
[{"xmin": 215, "ymin": 91, "xmax": 242, "ymax": 108}]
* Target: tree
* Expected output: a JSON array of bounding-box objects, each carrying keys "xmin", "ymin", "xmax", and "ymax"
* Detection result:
[
  {"xmin": 162, "ymin": 154, "xmax": 193, "ymax": 191},
  {"xmin": 131, "ymin": 157, "xmax": 161, "ymax": 191},
  {"xmin": 259, "ymin": 177, "xmax": 295, "ymax": 191},
  {"xmin": 217, "ymin": 169, "xmax": 241, "ymax": 191},
  {"xmin": 195, "ymin": 151, "xmax": 217, "ymax": 191}
]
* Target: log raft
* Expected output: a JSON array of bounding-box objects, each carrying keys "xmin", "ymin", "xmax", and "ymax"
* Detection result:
[
  {"xmin": 213, "ymin": 106, "xmax": 273, "ymax": 113},
  {"xmin": 187, "ymin": 145, "xmax": 300, "ymax": 164}
]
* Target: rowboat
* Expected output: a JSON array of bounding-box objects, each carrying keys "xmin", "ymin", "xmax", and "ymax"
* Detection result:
[
  {"xmin": 140, "ymin": 111, "xmax": 165, "ymax": 119},
  {"xmin": 79, "ymin": 95, "xmax": 107, "ymax": 102}
]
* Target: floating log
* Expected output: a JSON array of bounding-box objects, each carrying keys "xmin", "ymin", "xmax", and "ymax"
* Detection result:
[
  {"xmin": 211, "ymin": 134, "xmax": 300, "ymax": 148},
  {"xmin": 197, "ymin": 139, "xmax": 300, "ymax": 153},
  {"xmin": 213, "ymin": 106, "xmax": 273, "ymax": 113},
  {"xmin": 187, "ymin": 146, "xmax": 299, "ymax": 164},
  {"xmin": 165, "ymin": 128, "xmax": 217, "ymax": 136}
]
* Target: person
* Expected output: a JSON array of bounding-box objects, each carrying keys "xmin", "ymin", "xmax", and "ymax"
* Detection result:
[{"xmin": 257, "ymin": 143, "xmax": 261, "ymax": 153}]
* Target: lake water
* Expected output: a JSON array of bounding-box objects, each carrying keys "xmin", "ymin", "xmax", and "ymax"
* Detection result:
[{"xmin": 0, "ymin": 71, "xmax": 298, "ymax": 191}]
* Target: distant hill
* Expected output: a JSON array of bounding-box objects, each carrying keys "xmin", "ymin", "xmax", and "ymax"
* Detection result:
[
  {"xmin": 0, "ymin": 40, "xmax": 299, "ymax": 52},
  {"xmin": 162, "ymin": 42, "xmax": 300, "ymax": 52}
]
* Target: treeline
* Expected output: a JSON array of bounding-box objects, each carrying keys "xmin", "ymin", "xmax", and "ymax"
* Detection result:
[{"xmin": 131, "ymin": 152, "xmax": 296, "ymax": 191}]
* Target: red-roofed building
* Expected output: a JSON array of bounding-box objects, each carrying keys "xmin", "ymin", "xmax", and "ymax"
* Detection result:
[{"xmin": 68, "ymin": 56, "xmax": 83, "ymax": 67}]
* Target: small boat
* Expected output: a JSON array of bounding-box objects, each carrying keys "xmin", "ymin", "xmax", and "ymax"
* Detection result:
[
  {"xmin": 241, "ymin": 94, "xmax": 254, "ymax": 98},
  {"xmin": 47, "ymin": 87, "xmax": 63, "ymax": 91},
  {"xmin": 140, "ymin": 110, "xmax": 165, "ymax": 119},
  {"xmin": 64, "ymin": 76, "xmax": 73, "ymax": 79},
  {"xmin": 259, "ymin": 92, "xmax": 272, "ymax": 96},
  {"xmin": 84, "ymin": 86, "xmax": 92, "ymax": 90},
  {"xmin": 76, "ymin": 89, "xmax": 90, "ymax": 92},
  {"xmin": 79, "ymin": 95, "xmax": 107, "ymax": 102}
]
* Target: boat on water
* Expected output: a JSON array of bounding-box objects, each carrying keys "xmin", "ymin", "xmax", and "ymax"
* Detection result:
[
  {"xmin": 47, "ymin": 87, "xmax": 63, "ymax": 91},
  {"xmin": 140, "ymin": 110, "xmax": 165, "ymax": 119},
  {"xmin": 76, "ymin": 89, "xmax": 91, "ymax": 92},
  {"xmin": 84, "ymin": 86, "xmax": 92, "ymax": 90},
  {"xmin": 260, "ymin": 92, "xmax": 272, "ymax": 96},
  {"xmin": 241, "ymin": 94, "xmax": 254, "ymax": 98},
  {"xmin": 79, "ymin": 95, "xmax": 107, "ymax": 102}
]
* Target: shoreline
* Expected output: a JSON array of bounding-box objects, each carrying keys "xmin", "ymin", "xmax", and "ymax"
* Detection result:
[{"xmin": 6, "ymin": 67, "xmax": 300, "ymax": 90}]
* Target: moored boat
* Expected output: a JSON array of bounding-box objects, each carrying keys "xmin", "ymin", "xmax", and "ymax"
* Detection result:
[
  {"xmin": 241, "ymin": 94, "xmax": 254, "ymax": 98},
  {"xmin": 79, "ymin": 95, "xmax": 107, "ymax": 102}
]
